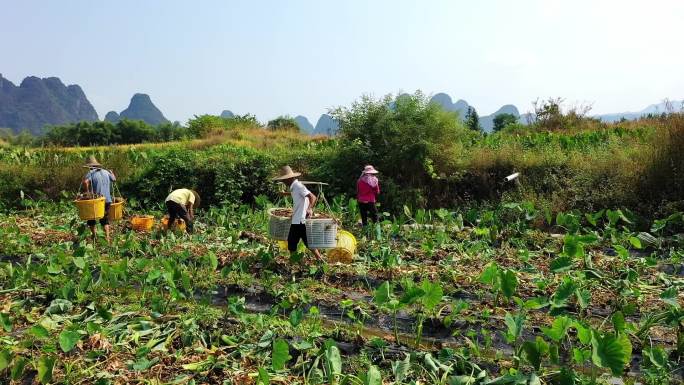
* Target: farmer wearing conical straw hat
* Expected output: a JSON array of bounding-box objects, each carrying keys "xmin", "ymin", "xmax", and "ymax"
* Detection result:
[
  {"xmin": 272, "ymin": 166, "xmax": 323, "ymax": 261},
  {"xmin": 165, "ymin": 188, "xmax": 200, "ymax": 234},
  {"xmin": 82, "ymin": 156, "xmax": 116, "ymax": 242},
  {"xmin": 357, "ymin": 165, "xmax": 380, "ymax": 226}
]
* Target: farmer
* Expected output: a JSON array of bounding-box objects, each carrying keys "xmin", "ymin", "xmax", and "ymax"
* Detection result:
[
  {"xmin": 272, "ymin": 166, "xmax": 323, "ymax": 261},
  {"xmin": 357, "ymin": 165, "xmax": 380, "ymax": 226},
  {"xmin": 165, "ymin": 189, "xmax": 200, "ymax": 234},
  {"xmin": 82, "ymin": 156, "xmax": 116, "ymax": 242}
]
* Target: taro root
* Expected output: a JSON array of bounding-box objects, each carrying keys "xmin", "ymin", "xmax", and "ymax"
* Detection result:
[
  {"xmin": 76, "ymin": 192, "xmax": 101, "ymax": 200},
  {"xmin": 271, "ymin": 208, "xmax": 331, "ymax": 219}
]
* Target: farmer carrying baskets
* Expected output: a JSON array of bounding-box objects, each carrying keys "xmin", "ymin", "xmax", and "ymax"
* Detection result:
[
  {"xmin": 82, "ymin": 156, "xmax": 117, "ymax": 242},
  {"xmin": 272, "ymin": 166, "xmax": 323, "ymax": 261}
]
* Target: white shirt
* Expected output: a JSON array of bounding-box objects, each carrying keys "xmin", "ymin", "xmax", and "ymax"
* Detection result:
[{"xmin": 290, "ymin": 179, "xmax": 311, "ymax": 224}]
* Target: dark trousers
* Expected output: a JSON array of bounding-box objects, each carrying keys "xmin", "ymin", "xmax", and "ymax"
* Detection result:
[
  {"xmin": 287, "ymin": 224, "xmax": 308, "ymax": 252},
  {"xmin": 166, "ymin": 201, "xmax": 193, "ymax": 233},
  {"xmin": 359, "ymin": 202, "xmax": 378, "ymax": 226}
]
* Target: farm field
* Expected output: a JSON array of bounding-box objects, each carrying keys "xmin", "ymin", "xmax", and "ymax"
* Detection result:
[
  {"xmin": 3, "ymin": 1, "xmax": 684, "ymax": 383},
  {"xmin": 1, "ymin": 199, "xmax": 683, "ymax": 384}
]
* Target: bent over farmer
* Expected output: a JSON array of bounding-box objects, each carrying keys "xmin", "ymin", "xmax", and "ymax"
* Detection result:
[
  {"xmin": 82, "ymin": 156, "xmax": 116, "ymax": 242},
  {"xmin": 165, "ymin": 188, "xmax": 200, "ymax": 234},
  {"xmin": 273, "ymin": 166, "xmax": 323, "ymax": 261}
]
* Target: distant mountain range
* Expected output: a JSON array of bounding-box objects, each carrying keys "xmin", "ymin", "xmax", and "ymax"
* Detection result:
[
  {"xmin": 594, "ymin": 100, "xmax": 684, "ymax": 123},
  {"xmin": 0, "ymin": 74, "xmax": 98, "ymax": 135},
  {"xmin": 1, "ymin": 74, "xmax": 682, "ymax": 136},
  {"xmin": 293, "ymin": 114, "xmax": 340, "ymax": 136},
  {"xmin": 419, "ymin": 93, "xmax": 684, "ymax": 131}
]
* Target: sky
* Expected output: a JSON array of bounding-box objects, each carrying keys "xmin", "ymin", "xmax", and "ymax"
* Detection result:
[{"xmin": 1, "ymin": 0, "xmax": 683, "ymax": 124}]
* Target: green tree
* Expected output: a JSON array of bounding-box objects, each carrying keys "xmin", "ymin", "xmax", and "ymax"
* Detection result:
[
  {"xmin": 157, "ymin": 122, "xmax": 187, "ymax": 141},
  {"xmin": 187, "ymin": 115, "xmax": 228, "ymax": 138},
  {"xmin": 43, "ymin": 119, "xmax": 187, "ymax": 146},
  {"xmin": 324, "ymin": 91, "xmax": 476, "ymax": 210},
  {"xmin": 267, "ymin": 116, "xmax": 299, "ymax": 131},
  {"xmin": 493, "ymin": 113, "xmax": 519, "ymax": 132},
  {"xmin": 533, "ymin": 98, "xmax": 564, "ymax": 130},
  {"xmin": 465, "ymin": 106, "xmax": 481, "ymax": 132}
]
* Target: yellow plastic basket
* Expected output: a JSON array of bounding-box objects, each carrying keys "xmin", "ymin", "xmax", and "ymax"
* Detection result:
[
  {"xmin": 161, "ymin": 217, "xmax": 187, "ymax": 232},
  {"xmin": 74, "ymin": 197, "xmax": 105, "ymax": 220},
  {"xmin": 327, "ymin": 230, "xmax": 357, "ymax": 264},
  {"xmin": 131, "ymin": 215, "xmax": 155, "ymax": 231},
  {"xmin": 108, "ymin": 197, "xmax": 125, "ymax": 221}
]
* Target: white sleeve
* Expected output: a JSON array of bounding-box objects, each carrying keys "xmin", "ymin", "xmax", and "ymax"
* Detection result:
[{"xmin": 294, "ymin": 183, "xmax": 310, "ymax": 198}]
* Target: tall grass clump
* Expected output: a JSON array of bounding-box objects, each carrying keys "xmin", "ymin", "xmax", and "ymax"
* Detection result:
[{"xmin": 639, "ymin": 113, "xmax": 684, "ymax": 215}]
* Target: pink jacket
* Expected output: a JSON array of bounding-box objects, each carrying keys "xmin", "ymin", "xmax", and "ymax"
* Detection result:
[{"xmin": 357, "ymin": 178, "xmax": 380, "ymax": 203}]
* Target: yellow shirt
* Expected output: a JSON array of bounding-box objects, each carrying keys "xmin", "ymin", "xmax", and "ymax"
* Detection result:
[{"xmin": 165, "ymin": 189, "xmax": 195, "ymax": 206}]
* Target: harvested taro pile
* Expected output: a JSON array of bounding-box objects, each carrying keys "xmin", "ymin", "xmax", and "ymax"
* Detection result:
[
  {"xmin": 75, "ymin": 192, "xmax": 103, "ymax": 200},
  {"xmin": 271, "ymin": 208, "xmax": 333, "ymax": 219}
]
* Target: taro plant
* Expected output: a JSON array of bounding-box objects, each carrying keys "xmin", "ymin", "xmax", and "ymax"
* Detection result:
[
  {"xmin": 479, "ymin": 262, "xmax": 517, "ymax": 306},
  {"xmin": 548, "ymin": 276, "xmax": 590, "ymax": 315},
  {"xmin": 372, "ymin": 246, "xmax": 402, "ymax": 270},
  {"xmin": 640, "ymin": 346, "xmax": 673, "ymax": 384},
  {"xmin": 400, "ymin": 279, "xmax": 445, "ymax": 346},
  {"xmin": 636, "ymin": 286, "xmax": 684, "ymax": 358},
  {"xmin": 418, "ymin": 352, "xmax": 453, "ymax": 385},
  {"xmin": 503, "ymin": 310, "xmax": 526, "ymax": 365},
  {"xmin": 373, "ymin": 281, "xmax": 405, "ymax": 344},
  {"xmin": 588, "ymin": 326, "xmax": 633, "ymax": 379},
  {"xmin": 305, "ymin": 341, "xmax": 345, "ymax": 385}
]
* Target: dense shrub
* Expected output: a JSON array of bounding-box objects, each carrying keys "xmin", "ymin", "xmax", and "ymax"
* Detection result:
[
  {"xmin": 187, "ymin": 114, "xmax": 260, "ymax": 138},
  {"xmin": 122, "ymin": 146, "xmax": 279, "ymax": 207},
  {"xmin": 267, "ymin": 116, "xmax": 299, "ymax": 132},
  {"xmin": 529, "ymin": 98, "xmax": 604, "ymax": 131}
]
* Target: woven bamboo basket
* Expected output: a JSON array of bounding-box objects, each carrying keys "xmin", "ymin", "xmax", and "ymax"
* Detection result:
[{"xmin": 268, "ymin": 208, "xmax": 292, "ymax": 240}]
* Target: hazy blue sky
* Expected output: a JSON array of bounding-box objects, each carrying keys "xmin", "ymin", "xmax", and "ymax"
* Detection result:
[{"xmin": 2, "ymin": 0, "xmax": 682, "ymax": 123}]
